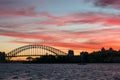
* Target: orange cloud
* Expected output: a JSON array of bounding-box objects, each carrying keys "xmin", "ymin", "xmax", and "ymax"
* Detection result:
[{"xmin": 4, "ymin": 27, "xmax": 120, "ymax": 52}]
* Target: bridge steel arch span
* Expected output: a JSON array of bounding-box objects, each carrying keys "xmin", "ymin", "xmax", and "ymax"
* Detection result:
[{"xmin": 6, "ymin": 45, "xmax": 67, "ymax": 59}]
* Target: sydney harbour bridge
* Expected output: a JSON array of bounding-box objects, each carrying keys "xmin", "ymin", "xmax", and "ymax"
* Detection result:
[{"xmin": 6, "ymin": 44, "xmax": 68, "ymax": 60}]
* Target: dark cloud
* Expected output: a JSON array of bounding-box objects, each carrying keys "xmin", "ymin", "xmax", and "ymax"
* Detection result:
[
  {"xmin": 95, "ymin": 0, "xmax": 120, "ymax": 9},
  {"xmin": 0, "ymin": 0, "xmax": 26, "ymax": 10},
  {"xmin": 0, "ymin": 0, "xmax": 42, "ymax": 11},
  {"xmin": 0, "ymin": 0, "xmax": 22, "ymax": 5}
]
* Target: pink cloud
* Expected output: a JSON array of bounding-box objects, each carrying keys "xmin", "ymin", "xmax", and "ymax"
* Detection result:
[
  {"xmin": 36, "ymin": 12, "xmax": 120, "ymax": 27},
  {"xmin": 0, "ymin": 7, "xmax": 37, "ymax": 17},
  {"xmin": 1, "ymin": 6, "xmax": 120, "ymax": 27},
  {"xmin": 38, "ymin": 21, "xmax": 66, "ymax": 26}
]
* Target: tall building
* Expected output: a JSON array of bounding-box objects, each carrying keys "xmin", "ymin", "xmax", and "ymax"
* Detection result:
[
  {"xmin": 0, "ymin": 52, "xmax": 6, "ymax": 63},
  {"xmin": 68, "ymin": 50, "xmax": 74, "ymax": 57}
]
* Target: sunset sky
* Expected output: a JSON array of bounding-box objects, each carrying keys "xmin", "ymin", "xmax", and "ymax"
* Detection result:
[{"xmin": 1, "ymin": 0, "xmax": 120, "ymax": 55}]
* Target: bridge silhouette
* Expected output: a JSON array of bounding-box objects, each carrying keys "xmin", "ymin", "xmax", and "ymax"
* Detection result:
[{"xmin": 6, "ymin": 45, "xmax": 67, "ymax": 59}]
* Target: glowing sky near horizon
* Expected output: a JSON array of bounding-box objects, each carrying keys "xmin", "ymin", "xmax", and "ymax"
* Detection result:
[{"xmin": 1, "ymin": 0, "xmax": 120, "ymax": 55}]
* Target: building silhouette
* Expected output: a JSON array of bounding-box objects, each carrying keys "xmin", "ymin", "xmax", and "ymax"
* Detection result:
[
  {"xmin": 0, "ymin": 52, "xmax": 6, "ymax": 63},
  {"xmin": 68, "ymin": 50, "xmax": 74, "ymax": 57}
]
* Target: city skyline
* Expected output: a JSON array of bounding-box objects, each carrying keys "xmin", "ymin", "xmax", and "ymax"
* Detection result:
[{"xmin": 1, "ymin": 0, "xmax": 120, "ymax": 55}]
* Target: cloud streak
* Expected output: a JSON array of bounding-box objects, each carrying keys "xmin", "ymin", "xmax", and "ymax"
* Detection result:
[{"xmin": 37, "ymin": 12, "xmax": 120, "ymax": 27}]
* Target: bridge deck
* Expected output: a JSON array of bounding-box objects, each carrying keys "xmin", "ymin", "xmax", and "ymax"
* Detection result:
[{"xmin": 6, "ymin": 55, "xmax": 67, "ymax": 57}]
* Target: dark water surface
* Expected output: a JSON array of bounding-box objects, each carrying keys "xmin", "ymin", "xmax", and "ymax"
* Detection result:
[{"xmin": 0, "ymin": 64, "xmax": 120, "ymax": 80}]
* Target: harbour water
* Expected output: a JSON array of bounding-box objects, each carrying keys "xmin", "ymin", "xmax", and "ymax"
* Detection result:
[{"xmin": 0, "ymin": 64, "xmax": 120, "ymax": 80}]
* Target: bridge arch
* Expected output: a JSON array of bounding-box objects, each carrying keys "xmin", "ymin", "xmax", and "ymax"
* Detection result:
[{"xmin": 6, "ymin": 45, "xmax": 67, "ymax": 59}]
